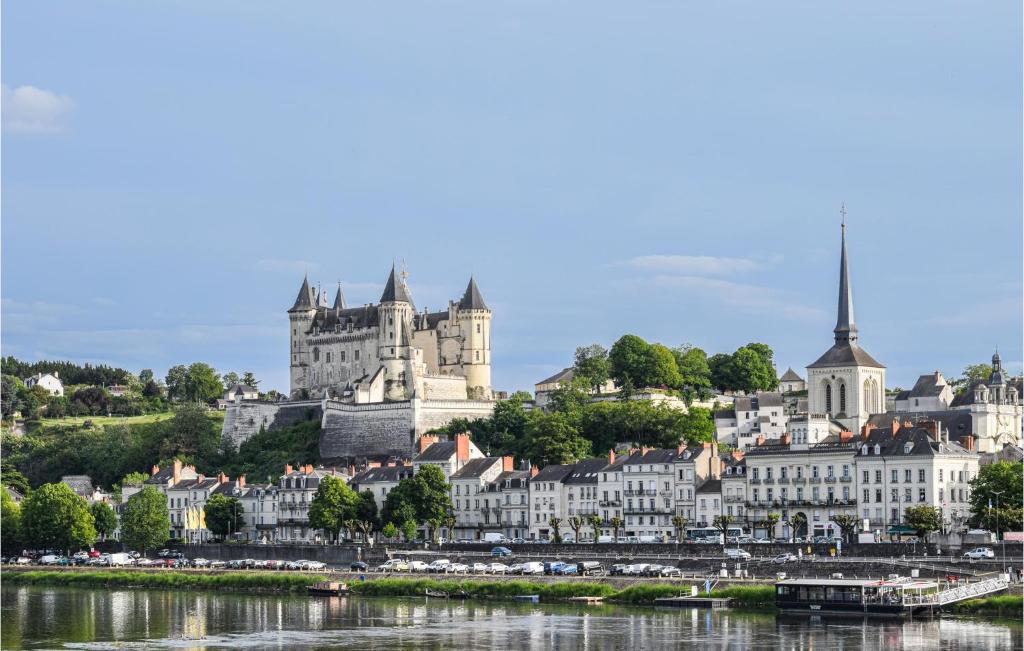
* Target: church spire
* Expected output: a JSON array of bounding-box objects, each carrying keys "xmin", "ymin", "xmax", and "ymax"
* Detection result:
[{"xmin": 834, "ymin": 206, "xmax": 858, "ymax": 345}]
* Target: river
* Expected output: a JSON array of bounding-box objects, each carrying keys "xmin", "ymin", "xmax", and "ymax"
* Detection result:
[{"xmin": 1, "ymin": 585, "xmax": 1019, "ymax": 650}]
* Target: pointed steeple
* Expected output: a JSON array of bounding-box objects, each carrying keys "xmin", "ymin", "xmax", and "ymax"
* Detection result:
[
  {"xmin": 332, "ymin": 283, "xmax": 346, "ymax": 310},
  {"xmin": 380, "ymin": 264, "xmax": 412, "ymax": 303},
  {"xmin": 289, "ymin": 275, "xmax": 315, "ymax": 312},
  {"xmin": 458, "ymin": 276, "xmax": 489, "ymax": 311},
  {"xmin": 834, "ymin": 215, "xmax": 858, "ymax": 345},
  {"xmin": 316, "ymin": 284, "xmax": 329, "ymax": 308}
]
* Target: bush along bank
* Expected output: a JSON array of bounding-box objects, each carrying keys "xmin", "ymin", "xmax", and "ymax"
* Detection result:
[
  {"xmin": 3, "ymin": 570, "xmax": 321, "ymax": 593},
  {"xmin": 948, "ymin": 595, "xmax": 1023, "ymax": 619}
]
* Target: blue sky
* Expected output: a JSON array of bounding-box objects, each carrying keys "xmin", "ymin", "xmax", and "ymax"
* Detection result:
[{"xmin": 3, "ymin": 1, "xmax": 1021, "ymax": 394}]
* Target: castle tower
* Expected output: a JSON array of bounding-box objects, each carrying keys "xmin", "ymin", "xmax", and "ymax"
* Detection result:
[
  {"xmin": 378, "ymin": 265, "xmax": 415, "ymax": 400},
  {"xmin": 288, "ymin": 275, "xmax": 317, "ymax": 397},
  {"xmin": 806, "ymin": 214, "xmax": 885, "ymax": 432},
  {"xmin": 457, "ymin": 276, "xmax": 492, "ymax": 400}
]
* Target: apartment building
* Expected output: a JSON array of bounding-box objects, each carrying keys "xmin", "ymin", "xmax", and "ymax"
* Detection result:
[
  {"xmin": 449, "ymin": 456, "xmax": 513, "ymax": 539},
  {"xmin": 528, "ymin": 464, "xmax": 573, "ymax": 540}
]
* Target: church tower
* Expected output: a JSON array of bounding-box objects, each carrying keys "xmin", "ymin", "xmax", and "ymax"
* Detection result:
[
  {"xmin": 377, "ymin": 265, "xmax": 415, "ymax": 400},
  {"xmin": 806, "ymin": 214, "xmax": 886, "ymax": 432},
  {"xmin": 288, "ymin": 275, "xmax": 317, "ymax": 397},
  {"xmin": 457, "ymin": 277, "xmax": 492, "ymax": 400}
]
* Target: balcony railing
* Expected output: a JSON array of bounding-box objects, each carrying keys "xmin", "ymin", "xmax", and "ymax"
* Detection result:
[
  {"xmin": 624, "ymin": 489, "xmax": 657, "ymax": 497},
  {"xmin": 599, "ymin": 500, "xmax": 622, "ymax": 507},
  {"xmin": 824, "ymin": 477, "xmax": 837, "ymax": 484},
  {"xmin": 839, "ymin": 476, "xmax": 852, "ymax": 483},
  {"xmin": 750, "ymin": 478, "xmax": 762, "ymax": 485}
]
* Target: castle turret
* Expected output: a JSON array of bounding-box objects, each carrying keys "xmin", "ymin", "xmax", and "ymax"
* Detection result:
[
  {"xmin": 378, "ymin": 265, "xmax": 415, "ymax": 400},
  {"xmin": 288, "ymin": 275, "xmax": 317, "ymax": 397},
  {"xmin": 457, "ymin": 276, "xmax": 492, "ymax": 400}
]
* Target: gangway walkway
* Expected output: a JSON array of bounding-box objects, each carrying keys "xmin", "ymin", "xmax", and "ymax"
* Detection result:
[{"xmin": 902, "ymin": 577, "xmax": 1009, "ymax": 607}]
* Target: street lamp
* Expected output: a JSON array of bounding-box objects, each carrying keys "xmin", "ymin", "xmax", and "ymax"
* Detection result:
[{"xmin": 991, "ymin": 490, "xmax": 1004, "ymax": 570}]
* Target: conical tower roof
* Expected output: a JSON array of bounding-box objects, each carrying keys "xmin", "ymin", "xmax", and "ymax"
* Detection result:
[
  {"xmin": 380, "ymin": 264, "xmax": 413, "ymax": 303},
  {"xmin": 289, "ymin": 276, "xmax": 316, "ymax": 312},
  {"xmin": 833, "ymin": 220, "xmax": 857, "ymax": 344},
  {"xmin": 458, "ymin": 276, "xmax": 489, "ymax": 311},
  {"xmin": 332, "ymin": 283, "xmax": 346, "ymax": 310}
]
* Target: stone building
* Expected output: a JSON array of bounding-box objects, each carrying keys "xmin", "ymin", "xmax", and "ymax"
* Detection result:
[
  {"xmin": 806, "ymin": 222, "xmax": 885, "ymax": 433},
  {"xmin": 950, "ymin": 352, "xmax": 1022, "ymax": 453},
  {"xmin": 779, "ymin": 368, "xmax": 806, "ymax": 394}
]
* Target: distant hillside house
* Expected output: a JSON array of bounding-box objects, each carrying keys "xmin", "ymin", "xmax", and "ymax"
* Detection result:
[
  {"xmin": 893, "ymin": 371, "xmax": 954, "ymax": 413},
  {"xmin": 106, "ymin": 384, "xmax": 130, "ymax": 397},
  {"xmin": 224, "ymin": 384, "xmax": 259, "ymax": 401},
  {"xmin": 24, "ymin": 372, "xmax": 64, "ymax": 397},
  {"xmin": 533, "ymin": 367, "xmax": 617, "ymax": 408},
  {"xmin": 779, "ymin": 368, "xmax": 806, "ymax": 394}
]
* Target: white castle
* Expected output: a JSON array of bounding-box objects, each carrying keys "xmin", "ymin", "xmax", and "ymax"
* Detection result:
[{"xmin": 288, "ymin": 265, "xmax": 493, "ymax": 403}]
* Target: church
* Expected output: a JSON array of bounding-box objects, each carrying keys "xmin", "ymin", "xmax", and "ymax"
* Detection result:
[
  {"xmin": 806, "ymin": 221, "xmax": 886, "ymax": 433},
  {"xmin": 288, "ymin": 265, "xmax": 493, "ymax": 403}
]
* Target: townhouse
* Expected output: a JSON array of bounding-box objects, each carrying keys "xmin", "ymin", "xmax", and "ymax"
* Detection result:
[
  {"xmin": 449, "ymin": 456, "xmax": 513, "ymax": 539},
  {"xmin": 487, "ymin": 468, "xmax": 532, "ymax": 541},
  {"xmin": 276, "ymin": 464, "xmax": 350, "ymax": 543},
  {"xmin": 622, "ymin": 449, "xmax": 677, "ymax": 539},
  {"xmin": 562, "ymin": 459, "xmax": 606, "ymax": 541},
  {"xmin": 528, "ymin": 464, "xmax": 573, "ymax": 540}
]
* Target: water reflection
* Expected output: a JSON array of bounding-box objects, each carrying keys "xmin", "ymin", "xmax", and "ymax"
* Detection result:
[{"xmin": 1, "ymin": 585, "xmax": 1019, "ymax": 650}]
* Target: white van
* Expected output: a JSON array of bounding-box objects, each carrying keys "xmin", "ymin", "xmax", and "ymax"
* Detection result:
[
  {"xmin": 520, "ymin": 562, "xmax": 545, "ymax": 575},
  {"xmin": 724, "ymin": 548, "xmax": 751, "ymax": 560},
  {"xmin": 482, "ymin": 533, "xmax": 506, "ymax": 544},
  {"xmin": 106, "ymin": 552, "xmax": 133, "ymax": 567}
]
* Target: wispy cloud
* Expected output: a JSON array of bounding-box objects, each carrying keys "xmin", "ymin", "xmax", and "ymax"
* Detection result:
[
  {"xmin": 648, "ymin": 274, "xmax": 826, "ymax": 320},
  {"xmin": 621, "ymin": 254, "xmax": 768, "ymax": 276},
  {"xmin": 2, "ymin": 84, "xmax": 74, "ymax": 134}
]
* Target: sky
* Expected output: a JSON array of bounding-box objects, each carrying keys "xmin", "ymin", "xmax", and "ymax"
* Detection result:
[{"xmin": 2, "ymin": 1, "xmax": 1021, "ymax": 395}]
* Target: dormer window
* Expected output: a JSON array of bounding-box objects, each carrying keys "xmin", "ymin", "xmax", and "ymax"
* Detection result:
[
  {"xmin": 861, "ymin": 446, "xmax": 868, "ymax": 455},
  {"xmin": 904, "ymin": 443, "xmax": 913, "ymax": 454},
  {"xmin": 874, "ymin": 444, "xmax": 881, "ymax": 455}
]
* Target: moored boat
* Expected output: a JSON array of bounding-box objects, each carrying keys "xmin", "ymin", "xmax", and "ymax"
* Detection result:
[{"xmin": 307, "ymin": 581, "xmax": 349, "ymax": 596}]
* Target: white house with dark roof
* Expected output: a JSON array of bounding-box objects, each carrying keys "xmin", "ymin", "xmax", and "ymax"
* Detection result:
[
  {"xmin": 721, "ymin": 454, "xmax": 747, "ymax": 521},
  {"xmin": 351, "ymin": 464, "xmax": 415, "ymax": 513},
  {"xmin": 534, "ymin": 367, "xmax": 618, "ymax": 408},
  {"xmin": 411, "ymin": 433, "xmax": 483, "ymax": 480},
  {"xmin": 894, "ymin": 371, "xmax": 954, "ymax": 413},
  {"xmin": 224, "ymin": 384, "xmax": 259, "ymax": 401},
  {"xmin": 950, "ymin": 352, "xmax": 1022, "ymax": 453},
  {"xmin": 714, "ymin": 392, "xmax": 787, "ymax": 448},
  {"xmin": 276, "ymin": 464, "xmax": 350, "ymax": 543},
  {"xmin": 24, "ymin": 372, "xmax": 63, "ymax": 396},
  {"xmin": 449, "ymin": 456, "xmax": 513, "ymax": 539},
  {"xmin": 622, "ymin": 448, "xmax": 678, "ymax": 539},
  {"xmin": 561, "ymin": 458, "xmax": 607, "ymax": 541},
  {"xmin": 528, "ymin": 464, "xmax": 573, "ymax": 540},
  {"xmin": 806, "ymin": 222, "xmax": 886, "ymax": 433},
  {"xmin": 486, "ymin": 469, "xmax": 533, "ymax": 541},
  {"xmin": 779, "ymin": 368, "xmax": 806, "ymax": 394}
]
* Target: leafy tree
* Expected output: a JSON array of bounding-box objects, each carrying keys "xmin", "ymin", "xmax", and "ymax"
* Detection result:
[
  {"xmin": 401, "ymin": 519, "xmax": 418, "ymax": 542},
  {"xmin": 713, "ymin": 514, "xmax": 733, "ymax": 538},
  {"xmin": 139, "ymin": 369, "xmax": 154, "ymax": 385},
  {"xmin": 1, "ymin": 488, "xmax": 23, "ymax": 555},
  {"xmin": 382, "ymin": 488, "xmax": 417, "ymax": 528},
  {"xmin": 21, "ymin": 483, "xmax": 96, "ymax": 552},
  {"xmin": 1, "ymin": 462, "xmax": 31, "ymax": 495},
  {"xmin": 120, "ymin": 471, "xmax": 150, "ymax": 487},
  {"xmin": 222, "ymin": 372, "xmax": 241, "ymax": 388},
  {"xmin": 1, "ymin": 356, "xmax": 132, "ymax": 387},
  {"xmin": 673, "ymin": 345, "xmax": 712, "ymax": 396},
  {"xmin": 382, "ymin": 522, "xmax": 398, "ymax": 541},
  {"xmin": 969, "ymin": 461, "xmax": 1024, "ymax": 533},
  {"xmin": 204, "ymin": 493, "xmax": 246, "ymax": 539},
  {"xmin": 165, "ymin": 365, "xmax": 188, "ymax": 401},
  {"xmin": 241, "ymin": 372, "xmax": 260, "ymax": 389},
  {"xmin": 182, "ymin": 363, "xmax": 223, "ymax": 403},
  {"xmin": 708, "ymin": 353, "xmax": 735, "ymax": 392},
  {"xmin": 790, "ymin": 512, "xmax": 808, "ymax": 538},
  {"xmin": 546, "ymin": 381, "xmax": 591, "ymax": 425},
  {"xmin": 356, "ymin": 490, "xmax": 380, "ymax": 532},
  {"xmin": 142, "ymin": 380, "xmax": 163, "ymax": 398},
  {"xmin": 762, "ymin": 512, "xmax": 780, "ymax": 539},
  {"xmin": 951, "ymin": 363, "xmax": 994, "ymax": 393},
  {"xmin": 308, "ymin": 475, "xmax": 359, "ymax": 542},
  {"xmin": 609, "ymin": 334, "xmax": 650, "ymax": 392},
  {"xmin": 645, "ymin": 344, "xmax": 683, "ymax": 389},
  {"xmin": 158, "ymin": 403, "xmax": 220, "ymax": 463},
  {"xmin": 523, "ymin": 412, "xmax": 592, "ymax": 465},
  {"xmin": 730, "ymin": 344, "xmax": 778, "ymax": 392},
  {"xmin": 679, "ymin": 407, "xmax": 716, "ymax": 445},
  {"xmin": 121, "ymin": 486, "xmax": 170, "ymax": 552},
  {"xmin": 831, "ymin": 514, "xmax": 860, "ymax": 543},
  {"xmin": 2, "ymin": 374, "xmax": 25, "ymax": 417},
  {"xmin": 589, "ymin": 515, "xmax": 602, "ymax": 543},
  {"xmin": 567, "ymin": 516, "xmax": 584, "ymax": 542},
  {"xmin": 549, "ymin": 517, "xmax": 563, "ymax": 543},
  {"xmin": 414, "ymin": 465, "xmax": 454, "ymax": 533},
  {"xmin": 574, "ymin": 344, "xmax": 611, "ymax": 393},
  {"xmin": 90, "ymin": 502, "xmax": 119, "ymax": 541},
  {"xmin": 903, "ymin": 505, "xmax": 942, "ymax": 538},
  {"xmin": 70, "ymin": 387, "xmax": 111, "ymax": 416},
  {"xmin": 609, "ymin": 516, "xmax": 623, "ymax": 541},
  {"xmin": 671, "ymin": 515, "xmax": 687, "ymax": 541}
]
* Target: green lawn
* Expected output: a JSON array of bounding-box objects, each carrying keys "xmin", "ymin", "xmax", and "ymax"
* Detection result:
[{"xmin": 36, "ymin": 411, "xmax": 224, "ymax": 428}]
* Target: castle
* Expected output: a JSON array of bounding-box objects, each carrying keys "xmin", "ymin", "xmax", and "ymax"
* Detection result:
[
  {"xmin": 288, "ymin": 265, "xmax": 493, "ymax": 402},
  {"xmin": 222, "ymin": 265, "xmax": 497, "ymax": 460}
]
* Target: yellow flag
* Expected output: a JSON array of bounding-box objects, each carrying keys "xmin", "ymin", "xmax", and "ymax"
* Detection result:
[
  {"xmin": 200, "ymin": 507, "xmax": 207, "ymax": 530},
  {"xmin": 186, "ymin": 508, "xmax": 195, "ymax": 531}
]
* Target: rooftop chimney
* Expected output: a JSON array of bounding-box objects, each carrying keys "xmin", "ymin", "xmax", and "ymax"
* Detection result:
[
  {"xmin": 676, "ymin": 443, "xmax": 686, "ymax": 455},
  {"xmin": 530, "ymin": 464, "xmax": 539, "ymax": 478},
  {"xmin": 960, "ymin": 435, "xmax": 975, "ymax": 452},
  {"xmin": 173, "ymin": 459, "xmax": 182, "ymax": 484},
  {"xmin": 217, "ymin": 472, "xmax": 228, "ymax": 484},
  {"xmin": 861, "ymin": 422, "xmax": 877, "ymax": 438},
  {"xmin": 285, "ymin": 464, "xmax": 294, "ymax": 476},
  {"xmin": 151, "ymin": 464, "xmax": 160, "ymax": 477},
  {"xmin": 608, "ymin": 449, "xmax": 616, "ymax": 465},
  {"xmin": 780, "ymin": 433, "xmax": 791, "ymax": 445},
  {"xmin": 730, "ymin": 450, "xmax": 744, "ymax": 461},
  {"xmin": 891, "ymin": 419, "xmax": 901, "ymax": 436},
  {"xmin": 368, "ymin": 461, "xmax": 381, "ymax": 468},
  {"xmin": 756, "ymin": 435, "xmax": 765, "ymax": 447},
  {"xmin": 839, "ymin": 430, "xmax": 853, "ymax": 443},
  {"xmin": 917, "ymin": 420, "xmax": 939, "ymax": 441},
  {"xmin": 419, "ymin": 434, "xmax": 439, "ymax": 453},
  {"xmin": 455, "ymin": 432, "xmax": 471, "ymax": 461},
  {"xmin": 237, "ymin": 475, "xmax": 245, "ymax": 489},
  {"xmin": 502, "ymin": 456, "xmax": 514, "ymax": 472}
]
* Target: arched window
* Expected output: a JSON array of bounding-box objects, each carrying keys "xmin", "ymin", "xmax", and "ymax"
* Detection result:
[
  {"xmin": 825, "ymin": 384, "xmax": 833, "ymax": 413},
  {"xmin": 839, "ymin": 384, "xmax": 846, "ymax": 414},
  {"xmin": 313, "ymin": 347, "xmax": 320, "ymax": 362}
]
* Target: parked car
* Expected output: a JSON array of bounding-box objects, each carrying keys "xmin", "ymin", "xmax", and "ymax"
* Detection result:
[
  {"xmin": 962, "ymin": 547, "xmax": 995, "ymax": 560},
  {"xmin": 408, "ymin": 561, "xmax": 430, "ymax": 573},
  {"xmin": 135, "ymin": 558, "xmax": 156, "ymax": 567},
  {"xmin": 508, "ymin": 563, "xmax": 525, "ymax": 574},
  {"xmin": 511, "ymin": 538, "xmax": 526, "ymax": 545},
  {"xmin": 544, "ymin": 562, "xmax": 566, "ymax": 575},
  {"xmin": 642, "ymin": 565, "xmax": 664, "ymax": 577},
  {"xmin": 72, "ymin": 551, "xmax": 90, "ymax": 563},
  {"xmin": 624, "ymin": 564, "xmax": 649, "ymax": 576},
  {"xmin": 305, "ymin": 561, "xmax": 327, "ymax": 570},
  {"xmin": 350, "ymin": 561, "xmax": 369, "ymax": 572},
  {"xmin": 209, "ymin": 560, "xmax": 227, "ymax": 569},
  {"xmin": 448, "ymin": 563, "xmax": 469, "ymax": 574},
  {"xmin": 380, "ymin": 556, "xmax": 407, "ymax": 573},
  {"xmin": 557, "ymin": 564, "xmax": 578, "ymax": 575},
  {"xmin": 491, "ymin": 546, "xmax": 513, "ymax": 557},
  {"xmin": 487, "ymin": 563, "xmax": 509, "ymax": 574},
  {"xmin": 37, "ymin": 555, "xmax": 65, "ymax": 566},
  {"xmin": 772, "ymin": 553, "xmax": 797, "ymax": 564},
  {"xmin": 192, "ymin": 558, "xmax": 210, "ymax": 568},
  {"xmin": 11, "ymin": 556, "xmax": 31, "ymax": 565},
  {"xmin": 609, "ymin": 564, "xmax": 628, "ymax": 576},
  {"xmin": 471, "ymin": 562, "xmax": 490, "ymax": 574},
  {"xmin": 426, "ymin": 559, "xmax": 452, "ymax": 572},
  {"xmin": 659, "ymin": 566, "xmax": 682, "ymax": 577},
  {"xmin": 725, "ymin": 548, "xmax": 752, "ymax": 560},
  {"xmin": 520, "ymin": 562, "xmax": 545, "ymax": 575}
]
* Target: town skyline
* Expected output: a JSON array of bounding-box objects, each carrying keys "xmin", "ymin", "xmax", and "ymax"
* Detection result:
[{"xmin": 3, "ymin": 2, "xmax": 1021, "ymax": 394}]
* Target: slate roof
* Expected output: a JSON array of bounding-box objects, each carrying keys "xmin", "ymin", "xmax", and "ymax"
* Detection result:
[
  {"xmin": 491, "ymin": 470, "xmax": 531, "ymax": 490},
  {"xmin": 415, "ymin": 441, "xmax": 457, "ymax": 462},
  {"xmin": 289, "ymin": 276, "xmax": 316, "ymax": 311},
  {"xmin": 860, "ymin": 426, "xmax": 971, "ymax": 457},
  {"xmin": 61, "ymin": 475, "xmax": 95, "ymax": 497},
  {"xmin": 451, "ymin": 457, "xmax": 502, "ymax": 480},
  {"xmin": 352, "ymin": 466, "xmax": 415, "ymax": 484},
  {"xmin": 537, "ymin": 367, "xmax": 574, "ymax": 387},
  {"xmin": 211, "ymin": 481, "xmax": 242, "ymax": 496},
  {"xmin": 905, "ymin": 373, "xmax": 947, "ymax": 398},
  {"xmin": 530, "ymin": 464, "xmax": 574, "ymax": 483},
  {"xmin": 458, "ymin": 277, "xmax": 488, "ymax": 311},
  {"xmin": 145, "ymin": 467, "xmax": 176, "ymax": 484},
  {"xmin": 624, "ymin": 449, "xmax": 678, "ymax": 465},
  {"xmin": 332, "ymin": 285, "xmax": 346, "ymax": 310},
  {"xmin": 228, "ymin": 384, "xmax": 257, "ymax": 395},
  {"xmin": 563, "ymin": 459, "xmax": 607, "ymax": 484},
  {"xmin": 309, "ymin": 304, "xmax": 381, "ymax": 331},
  {"xmin": 715, "ymin": 409, "xmax": 737, "ymax": 420},
  {"xmin": 808, "ymin": 342, "xmax": 885, "ymax": 369},
  {"xmin": 757, "ymin": 392, "xmax": 784, "ymax": 408},
  {"xmin": 696, "ymin": 478, "xmax": 722, "ymax": 494},
  {"xmin": 780, "ymin": 368, "xmax": 803, "ymax": 382},
  {"xmin": 380, "ymin": 265, "xmax": 413, "ymax": 303},
  {"xmin": 865, "ymin": 411, "xmax": 974, "ymax": 440}
]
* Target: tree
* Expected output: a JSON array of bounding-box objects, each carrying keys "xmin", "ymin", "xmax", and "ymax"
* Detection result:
[
  {"xmin": 1, "ymin": 463, "xmax": 31, "ymax": 496},
  {"xmin": 831, "ymin": 514, "xmax": 860, "ymax": 544},
  {"xmin": 790, "ymin": 512, "xmax": 808, "ymax": 539},
  {"xmin": 589, "ymin": 515, "xmax": 603, "ymax": 543},
  {"xmin": 165, "ymin": 365, "xmax": 188, "ymax": 401},
  {"xmin": 903, "ymin": 505, "xmax": 942, "ymax": 539},
  {"xmin": 141, "ymin": 380, "xmax": 163, "ymax": 398},
  {"xmin": 567, "ymin": 516, "xmax": 584, "ymax": 542},
  {"xmin": 673, "ymin": 345, "xmax": 712, "ymax": 396},
  {"xmin": 609, "ymin": 335, "xmax": 650, "ymax": 392},
  {"xmin": 90, "ymin": 502, "xmax": 118, "ymax": 541},
  {"xmin": 671, "ymin": 515, "xmax": 688, "ymax": 541},
  {"xmin": 609, "ymin": 516, "xmax": 623, "ymax": 541},
  {"xmin": 969, "ymin": 462, "xmax": 1024, "ymax": 533},
  {"xmin": 708, "ymin": 353, "xmax": 735, "ymax": 392},
  {"xmin": 138, "ymin": 369, "xmax": 154, "ymax": 385},
  {"xmin": 413, "ymin": 465, "xmax": 454, "ymax": 535},
  {"xmin": 730, "ymin": 345, "xmax": 778, "ymax": 393},
  {"xmin": 120, "ymin": 471, "xmax": 149, "ymax": 488},
  {"xmin": 762, "ymin": 512, "xmax": 780, "ymax": 539},
  {"xmin": 241, "ymin": 372, "xmax": 260, "ymax": 389},
  {"xmin": 70, "ymin": 387, "xmax": 111, "ymax": 416},
  {"xmin": 523, "ymin": 412, "xmax": 592, "ymax": 465},
  {"xmin": 679, "ymin": 407, "xmax": 716, "ymax": 445},
  {"xmin": 401, "ymin": 519, "xmax": 417, "ymax": 542},
  {"xmin": 356, "ymin": 490, "xmax": 380, "ymax": 531},
  {"xmin": 713, "ymin": 514, "xmax": 733, "ymax": 539},
  {"xmin": 21, "ymin": 483, "xmax": 96, "ymax": 553},
  {"xmin": 382, "ymin": 522, "xmax": 398, "ymax": 541},
  {"xmin": 121, "ymin": 486, "xmax": 170, "ymax": 552},
  {"xmin": 222, "ymin": 372, "xmax": 241, "ymax": 388},
  {"xmin": 308, "ymin": 475, "xmax": 359, "ymax": 542},
  {"xmin": 951, "ymin": 363, "xmax": 994, "ymax": 393},
  {"xmin": 181, "ymin": 363, "xmax": 223, "ymax": 403},
  {"xmin": 204, "ymin": 494, "xmax": 246, "ymax": 539},
  {"xmin": 574, "ymin": 344, "xmax": 611, "ymax": 393},
  {"xmin": 548, "ymin": 517, "xmax": 563, "ymax": 544},
  {"xmin": 1, "ymin": 374, "xmax": 24, "ymax": 417},
  {"xmin": 1, "ymin": 488, "xmax": 23, "ymax": 555},
  {"xmin": 158, "ymin": 402, "xmax": 220, "ymax": 463}
]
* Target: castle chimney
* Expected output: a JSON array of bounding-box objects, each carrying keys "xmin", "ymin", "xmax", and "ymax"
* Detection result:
[
  {"xmin": 780, "ymin": 433, "xmax": 791, "ymax": 445},
  {"xmin": 173, "ymin": 459, "xmax": 182, "ymax": 484},
  {"xmin": 608, "ymin": 449, "xmax": 616, "ymax": 465},
  {"xmin": 756, "ymin": 435, "xmax": 765, "ymax": 447},
  {"xmin": 455, "ymin": 432, "xmax": 471, "ymax": 461},
  {"xmin": 960, "ymin": 435, "xmax": 975, "ymax": 452},
  {"xmin": 151, "ymin": 464, "xmax": 160, "ymax": 477},
  {"xmin": 238, "ymin": 475, "xmax": 245, "ymax": 488},
  {"xmin": 285, "ymin": 464, "xmax": 294, "ymax": 476},
  {"xmin": 839, "ymin": 430, "xmax": 853, "ymax": 443},
  {"xmin": 502, "ymin": 456, "xmax": 514, "ymax": 472},
  {"xmin": 530, "ymin": 465, "xmax": 539, "ymax": 478},
  {"xmin": 217, "ymin": 472, "xmax": 227, "ymax": 484},
  {"xmin": 419, "ymin": 434, "xmax": 439, "ymax": 453}
]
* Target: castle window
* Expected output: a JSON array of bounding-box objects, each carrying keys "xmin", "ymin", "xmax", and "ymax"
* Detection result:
[
  {"xmin": 475, "ymin": 351, "xmax": 480, "ymax": 361},
  {"xmin": 355, "ymin": 350, "xmax": 360, "ymax": 361},
  {"xmin": 340, "ymin": 351, "xmax": 346, "ymax": 362},
  {"xmin": 313, "ymin": 347, "xmax": 320, "ymax": 362},
  {"xmin": 476, "ymin": 323, "xmax": 481, "ymax": 334},
  {"xmin": 825, "ymin": 384, "xmax": 832, "ymax": 413},
  {"xmin": 839, "ymin": 384, "xmax": 846, "ymax": 413}
]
